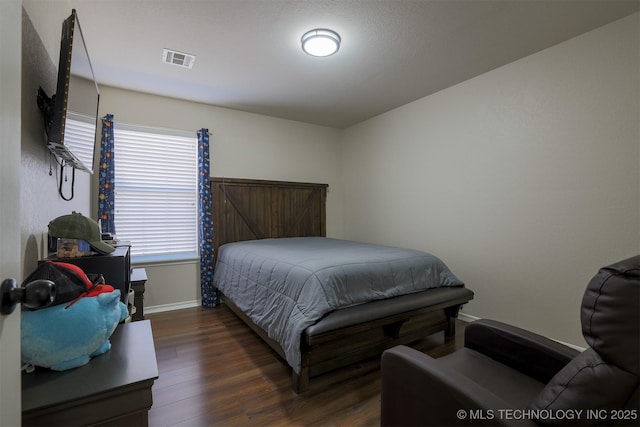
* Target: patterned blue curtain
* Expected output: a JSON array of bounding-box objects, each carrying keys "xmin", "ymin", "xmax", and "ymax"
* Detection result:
[
  {"xmin": 198, "ymin": 128, "xmax": 216, "ymax": 307},
  {"xmin": 98, "ymin": 114, "xmax": 116, "ymax": 234}
]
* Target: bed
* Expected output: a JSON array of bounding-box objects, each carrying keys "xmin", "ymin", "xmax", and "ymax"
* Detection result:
[{"xmin": 211, "ymin": 177, "xmax": 474, "ymax": 392}]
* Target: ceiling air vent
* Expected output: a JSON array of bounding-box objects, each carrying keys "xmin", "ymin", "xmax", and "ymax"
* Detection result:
[{"xmin": 162, "ymin": 48, "xmax": 196, "ymax": 69}]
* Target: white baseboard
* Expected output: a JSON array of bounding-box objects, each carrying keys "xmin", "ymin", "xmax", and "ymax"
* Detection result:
[
  {"xmin": 458, "ymin": 311, "xmax": 479, "ymax": 323},
  {"xmin": 552, "ymin": 339, "xmax": 586, "ymax": 352},
  {"xmin": 456, "ymin": 312, "xmax": 586, "ymax": 352},
  {"xmin": 144, "ymin": 299, "xmax": 201, "ymax": 315}
]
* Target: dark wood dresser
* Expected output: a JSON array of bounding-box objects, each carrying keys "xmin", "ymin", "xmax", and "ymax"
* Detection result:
[
  {"xmin": 40, "ymin": 243, "xmax": 132, "ymax": 306},
  {"xmin": 22, "ymin": 320, "xmax": 158, "ymax": 426}
]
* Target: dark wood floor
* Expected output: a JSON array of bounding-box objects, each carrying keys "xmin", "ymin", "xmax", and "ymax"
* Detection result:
[{"xmin": 146, "ymin": 305, "xmax": 466, "ymax": 426}]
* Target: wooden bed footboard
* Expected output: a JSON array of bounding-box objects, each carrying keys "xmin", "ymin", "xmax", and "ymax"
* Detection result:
[
  {"xmin": 293, "ymin": 291, "xmax": 472, "ymax": 393},
  {"xmin": 216, "ymin": 288, "xmax": 472, "ymax": 393}
]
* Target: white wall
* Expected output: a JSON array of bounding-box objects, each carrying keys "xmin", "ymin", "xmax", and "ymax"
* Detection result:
[
  {"xmin": 99, "ymin": 86, "xmax": 343, "ymax": 307},
  {"xmin": 341, "ymin": 13, "xmax": 640, "ymax": 347}
]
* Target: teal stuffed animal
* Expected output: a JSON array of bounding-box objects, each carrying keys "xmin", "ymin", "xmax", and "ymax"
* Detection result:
[{"xmin": 21, "ymin": 288, "xmax": 128, "ymax": 371}]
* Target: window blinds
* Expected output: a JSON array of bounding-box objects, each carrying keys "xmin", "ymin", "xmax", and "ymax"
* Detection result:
[
  {"xmin": 65, "ymin": 112, "xmax": 97, "ymax": 172},
  {"xmin": 113, "ymin": 124, "xmax": 198, "ymax": 261}
]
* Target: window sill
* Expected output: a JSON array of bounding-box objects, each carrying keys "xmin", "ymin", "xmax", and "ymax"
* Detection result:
[{"xmin": 132, "ymin": 253, "xmax": 199, "ymax": 267}]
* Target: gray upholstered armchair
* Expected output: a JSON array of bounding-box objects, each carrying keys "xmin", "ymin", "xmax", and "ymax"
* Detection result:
[{"xmin": 381, "ymin": 256, "xmax": 639, "ymax": 426}]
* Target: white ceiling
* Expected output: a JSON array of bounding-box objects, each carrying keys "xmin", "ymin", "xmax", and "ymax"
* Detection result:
[{"xmin": 27, "ymin": 0, "xmax": 639, "ymax": 129}]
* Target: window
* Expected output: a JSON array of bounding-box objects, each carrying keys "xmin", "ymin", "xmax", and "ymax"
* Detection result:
[
  {"xmin": 65, "ymin": 111, "xmax": 97, "ymax": 173},
  {"xmin": 113, "ymin": 123, "xmax": 198, "ymax": 262}
]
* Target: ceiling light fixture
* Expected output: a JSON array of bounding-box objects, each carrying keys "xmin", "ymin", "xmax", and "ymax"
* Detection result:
[{"xmin": 301, "ymin": 28, "xmax": 341, "ymax": 57}]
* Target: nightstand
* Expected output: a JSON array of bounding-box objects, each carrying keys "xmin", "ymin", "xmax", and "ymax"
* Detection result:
[{"xmin": 131, "ymin": 268, "xmax": 147, "ymax": 321}]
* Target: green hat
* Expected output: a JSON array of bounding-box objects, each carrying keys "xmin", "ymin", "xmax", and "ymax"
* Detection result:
[{"xmin": 48, "ymin": 212, "xmax": 115, "ymax": 254}]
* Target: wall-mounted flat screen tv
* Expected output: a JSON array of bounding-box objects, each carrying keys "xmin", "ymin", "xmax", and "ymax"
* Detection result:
[{"xmin": 37, "ymin": 9, "xmax": 99, "ymax": 174}]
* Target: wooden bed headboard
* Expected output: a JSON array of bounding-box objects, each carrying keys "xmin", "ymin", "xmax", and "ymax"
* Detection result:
[{"xmin": 210, "ymin": 177, "xmax": 328, "ymax": 259}]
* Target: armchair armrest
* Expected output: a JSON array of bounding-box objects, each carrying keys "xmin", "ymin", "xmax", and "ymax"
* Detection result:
[
  {"xmin": 465, "ymin": 319, "xmax": 581, "ymax": 383},
  {"xmin": 381, "ymin": 345, "xmax": 537, "ymax": 427}
]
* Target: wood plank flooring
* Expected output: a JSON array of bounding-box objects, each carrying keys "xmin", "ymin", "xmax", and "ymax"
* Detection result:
[{"xmin": 146, "ymin": 305, "xmax": 466, "ymax": 426}]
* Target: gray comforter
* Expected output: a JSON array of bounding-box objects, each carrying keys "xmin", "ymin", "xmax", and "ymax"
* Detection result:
[{"xmin": 212, "ymin": 237, "xmax": 463, "ymax": 373}]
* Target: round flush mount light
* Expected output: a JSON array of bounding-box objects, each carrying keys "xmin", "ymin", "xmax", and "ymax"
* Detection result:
[{"xmin": 301, "ymin": 28, "xmax": 341, "ymax": 57}]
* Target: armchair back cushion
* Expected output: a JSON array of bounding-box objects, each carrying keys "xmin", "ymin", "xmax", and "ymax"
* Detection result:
[
  {"xmin": 581, "ymin": 256, "xmax": 639, "ymax": 375},
  {"xmin": 530, "ymin": 256, "xmax": 640, "ymax": 423}
]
